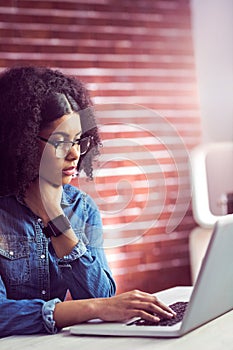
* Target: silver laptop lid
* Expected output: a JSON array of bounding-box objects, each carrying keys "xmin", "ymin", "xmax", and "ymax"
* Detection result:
[{"xmin": 181, "ymin": 214, "xmax": 233, "ymax": 334}]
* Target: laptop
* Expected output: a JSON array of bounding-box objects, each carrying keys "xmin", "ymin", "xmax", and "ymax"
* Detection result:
[{"xmin": 70, "ymin": 214, "xmax": 233, "ymax": 338}]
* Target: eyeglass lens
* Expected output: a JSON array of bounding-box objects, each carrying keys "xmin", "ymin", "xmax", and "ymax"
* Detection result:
[{"xmin": 55, "ymin": 137, "xmax": 91, "ymax": 158}]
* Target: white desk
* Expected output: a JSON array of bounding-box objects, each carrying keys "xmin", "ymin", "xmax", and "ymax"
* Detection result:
[{"xmin": 1, "ymin": 310, "xmax": 233, "ymax": 350}]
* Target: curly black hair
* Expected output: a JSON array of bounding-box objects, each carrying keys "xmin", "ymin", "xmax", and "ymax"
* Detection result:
[{"xmin": 0, "ymin": 66, "xmax": 101, "ymax": 197}]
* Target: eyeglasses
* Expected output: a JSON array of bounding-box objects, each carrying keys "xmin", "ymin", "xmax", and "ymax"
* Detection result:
[{"xmin": 38, "ymin": 135, "xmax": 92, "ymax": 158}]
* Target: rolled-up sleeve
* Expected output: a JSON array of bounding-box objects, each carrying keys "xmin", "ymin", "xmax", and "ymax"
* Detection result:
[
  {"xmin": 42, "ymin": 298, "xmax": 62, "ymax": 334},
  {"xmin": 58, "ymin": 239, "xmax": 87, "ymax": 263}
]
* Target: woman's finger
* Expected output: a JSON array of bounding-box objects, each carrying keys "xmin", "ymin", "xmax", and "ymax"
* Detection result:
[
  {"xmin": 129, "ymin": 300, "xmax": 175, "ymax": 319},
  {"xmin": 127, "ymin": 290, "xmax": 176, "ymax": 317},
  {"xmin": 152, "ymin": 295, "xmax": 177, "ymax": 316}
]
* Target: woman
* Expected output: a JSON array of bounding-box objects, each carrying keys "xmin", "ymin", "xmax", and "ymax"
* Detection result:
[{"xmin": 0, "ymin": 66, "xmax": 175, "ymax": 337}]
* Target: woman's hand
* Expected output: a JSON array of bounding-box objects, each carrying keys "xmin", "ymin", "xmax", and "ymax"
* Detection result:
[
  {"xmin": 54, "ymin": 290, "xmax": 176, "ymax": 328},
  {"xmin": 24, "ymin": 177, "xmax": 78, "ymax": 258},
  {"xmin": 95, "ymin": 290, "xmax": 176, "ymax": 323},
  {"xmin": 24, "ymin": 177, "xmax": 63, "ymax": 225}
]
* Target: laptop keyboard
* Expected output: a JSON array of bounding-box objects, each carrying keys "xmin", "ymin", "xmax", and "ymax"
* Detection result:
[{"xmin": 127, "ymin": 301, "xmax": 189, "ymax": 327}]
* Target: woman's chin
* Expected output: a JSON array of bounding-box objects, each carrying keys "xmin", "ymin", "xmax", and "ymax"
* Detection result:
[
  {"xmin": 39, "ymin": 174, "xmax": 73, "ymax": 187},
  {"xmin": 62, "ymin": 174, "xmax": 73, "ymax": 185}
]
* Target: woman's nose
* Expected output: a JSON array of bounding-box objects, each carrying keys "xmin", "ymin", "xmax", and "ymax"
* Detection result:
[{"xmin": 66, "ymin": 144, "xmax": 80, "ymax": 160}]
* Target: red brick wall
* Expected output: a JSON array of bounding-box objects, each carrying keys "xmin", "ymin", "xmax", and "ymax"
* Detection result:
[{"xmin": 0, "ymin": 0, "xmax": 201, "ymax": 294}]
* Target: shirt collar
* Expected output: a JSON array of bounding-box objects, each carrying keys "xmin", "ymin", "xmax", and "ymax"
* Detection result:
[{"xmin": 61, "ymin": 187, "xmax": 76, "ymax": 206}]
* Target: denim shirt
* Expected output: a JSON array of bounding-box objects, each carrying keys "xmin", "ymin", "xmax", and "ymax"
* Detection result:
[{"xmin": 0, "ymin": 184, "xmax": 116, "ymax": 337}]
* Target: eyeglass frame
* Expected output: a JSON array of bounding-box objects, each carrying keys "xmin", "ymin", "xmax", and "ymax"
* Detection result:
[{"xmin": 37, "ymin": 135, "xmax": 92, "ymax": 158}]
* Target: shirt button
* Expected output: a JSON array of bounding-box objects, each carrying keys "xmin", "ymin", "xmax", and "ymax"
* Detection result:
[
  {"xmin": 41, "ymin": 290, "xmax": 46, "ymax": 295},
  {"xmin": 9, "ymin": 251, "xmax": 14, "ymax": 256},
  {"xmin": 38, "ymin": 218, "xmax": 43, "ymax": 227},
  {"xmin": 41, "ymin": 254, "xmax": 45, "ymax": 259}
]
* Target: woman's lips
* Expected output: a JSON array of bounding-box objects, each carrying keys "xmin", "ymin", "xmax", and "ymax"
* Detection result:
[{"xmin": 62, "ymin": 166, "xmax": 77, "ymax": 176}]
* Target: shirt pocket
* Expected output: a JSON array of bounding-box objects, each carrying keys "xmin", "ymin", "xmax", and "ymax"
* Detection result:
[{"xmin": 0, "ymin": 233, "xmax": 30, "ymax": 285}]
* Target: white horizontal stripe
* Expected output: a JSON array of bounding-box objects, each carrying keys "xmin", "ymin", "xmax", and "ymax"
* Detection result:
[
  {"xmin": 0, "ymin": 6, "xmax": 183, "ymax": 25},
  {"xmin": 0, "ymin": 37, "xmax": 195, "ymax": 51},
  {"xmin": 92, "ymin": 162, "xmax": 189, "ymax": 177},
  {"xmin": 102, "ymin": 219, "xmax": 192, "ymax": 247},
  {"xmin": 103, "ymin": 220, "xmax": 192, "ymax": 237},
  {"xmin": 107, "ymin": 243, "xmax": 188, "ymax": 262},
  {"xmin": 95, "ymin": 136, "xmax": 200, "ymax": 147},
  {"xmin": 0, "ymin": 52, "xmax": 193, "ymax": 64},
  {"xmin": 87, "ymin": 188, "xmax": 192, "ymax": 201},
  {"xmin": 93, "ymin": 95, "xmax": 197, "ymax": 105},
  {"xmin": 105, "ymin": 232, "xmax": 190, "ymax": 252},
  {"xmin": 78, "ymin": 179, "xmax": 191, "ymax": 191},
  {"xmin": 101, "ymin": 202, "xmax": 191, "ymax": 219},
  {"xmin": 103, "ymin": 219, "xmax": 161, "ymax": 232},
  {"xmin": 94, "ymin": 179, "xmax": 158, "ymax": 189},
  {"xmin": 99, "ymin": 123, "xmax": 197, "ymax": 134},
  {"xmin": 87, "ymin": 82, "xmax": 196, "ymax": 91},
  {"xmin": 110, "ymin": 258, "xmax": 190, "ymax": 275},
  {"xmin": 54, "ymin": 67, "xmax": 196, "ymax": 77},
  {"xmin": 96, "ymin": 108, "xmax": 195, "ymax": 119},
  {"xmin": 97, "ymin": 122, "xmax": 198, "ymax": 134},
  {"xmin": 98, "ymin": 195, "xmax": 191, "ymax": 206},
  {"xmin": 98, "ymin": 123, "xmax": 177, "ymax": 132},
  {"xmin": 98, "ymin": 150, "xmax": 191, "ymax": 161},
  {"xmin": 0, "ymin": 20, "xmax": 191, "ymax": 36},
  {"xmin": 0, "ymin": 67, "xmax": 197, "ymax": 80},
  {"xmin": 12, "ymin": 0, "xmax": 181, "ymax": 12},
  {"xmin": 95, "ymin": 109, "xmax": 199, "ymax": 120},
  {"xmin": 97, "ymin": 135, "xmax": 196, "ymax": 146},
  {"xmin": 107, "ymin": 251, "xmax": 142, "ymax": 262}
]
